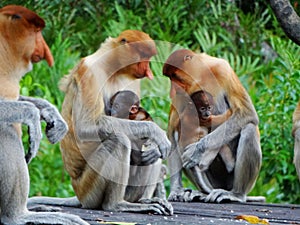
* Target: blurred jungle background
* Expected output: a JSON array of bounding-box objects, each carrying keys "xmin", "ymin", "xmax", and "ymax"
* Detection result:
[{"xmin": 1, "ymin": 0, "xmax": 300, "ymax": 203}]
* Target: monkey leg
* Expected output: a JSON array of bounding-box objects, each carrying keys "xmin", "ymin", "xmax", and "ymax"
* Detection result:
[
  {"xmin": 126, "ymin": 160, "xmax": 173, "ymax": 215},
  {"xmin": 219, "ymin": 145, "xmax": 235, "ymax": 173},
  {"xmin": 0, "ymin": 126, "xmax": 88, "ymax": 225},
  {"xmin": 74, "ymin": 133, "xmax": 172, "ymax": 215},
  {"xmin": 204, "ymin": 123, "xmax": 262, "ymax": 203},
  {"xmin": 167, "ymin": 144, "xmax": 187, "ymax": 202},
  {"xmin": 0, "ymin": 126, "xmax": 29, "ymax": 221},
  {"xmin": 167, "ymin": 146, "xmax": 204, "ymax": 202},
  {"xmin": 153, "ymin": 164, "xmax": 168, "ymax": 200},
  {"xmin": 126, "ymin": 159, "xmax": 162, "ymax": 201}
]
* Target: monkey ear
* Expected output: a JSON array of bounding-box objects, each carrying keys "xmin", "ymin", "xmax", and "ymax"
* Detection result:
[{"xmin": 184, "ymin": 55, "xmax": 193, "ymax": 61}]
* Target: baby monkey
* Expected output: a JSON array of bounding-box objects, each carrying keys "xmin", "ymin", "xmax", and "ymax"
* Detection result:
[
  {"xmin": 106, "ymin": 90, "xmax": 167, "ymax": 199},
  {"xmin": 178, "ymin": 90, "xmax": 235, "ymax": 173},
  {"xmin": 107, "ymin": 90, "xmax": 152, "ymax": 121},
  {"xmin": 106, "ymin": 90, "xmax": 156, "ymax": 164}
]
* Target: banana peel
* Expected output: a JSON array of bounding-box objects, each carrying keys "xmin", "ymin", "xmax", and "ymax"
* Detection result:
[{"xmin": 235, "ymin": 215, "xmax": 269, "ymax": 224}]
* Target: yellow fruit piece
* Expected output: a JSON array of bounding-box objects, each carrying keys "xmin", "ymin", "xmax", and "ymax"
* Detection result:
[{"xmin": 235, "ymin": 215, "xmax": 269, "ymax": 224}]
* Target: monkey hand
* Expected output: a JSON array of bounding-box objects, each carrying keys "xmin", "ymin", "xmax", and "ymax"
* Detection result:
[
  {"xmin": 140, "ymin": 146, "xmax": 161, "ymax": 165},
  {"xmin": 130, "ymin": 141, "xmax": 161, "ymax": 165},
  {"xmin": 23, "ymin": 103, "xmax": 43, "ymax": 163},
  {"xmin": 182, "ymin": 142, "xmax": 204, "ymax": 168},
  {"xmin": 40, "ymin": 106, "xmax": 68, "ymax": 144},
  {"xmin": 200, "ymin": 116, "xmax": 212, "ymax": 127},
  {"xmin": 148, "ymin": 123, "xmax": 171, "ymax": 159}
]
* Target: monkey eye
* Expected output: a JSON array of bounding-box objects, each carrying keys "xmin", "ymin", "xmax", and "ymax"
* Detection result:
[
  {"xmin": 120, "ymin": 38, "xmax": 127, "ymax": 44},
  {"xmin": 184, "ymin": 55, "xmax": 193, "ymax": 61},
  {"xmin": 11, "ymin": 14, "xmax": 21, "ymax": 20},
  {"xmin": 208, "ymin": 106, "xmax": 212, "ymax": 110},
  {"xmin": 200, "ymin": 107, "xmax": 206, "ymax": 111}
]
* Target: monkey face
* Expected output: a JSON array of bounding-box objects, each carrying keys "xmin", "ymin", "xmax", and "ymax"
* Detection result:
[
  {"xmin": 163, "ymin": 49, "xmax": 221, "ymax": 98},
  {"xmin": 190, "ymin": 90, "xmax": 214, "ymax": 120},
  {"xmin": 199, "ymin": 106, "xmax": 212, "ymax": 119},
  {"xmin": 0, "ymin": 5, "xmax": 53, "ymax": 67},
  {"xmin": 114, "ymin": 30, "xmax": 157, "ymax": 80}
]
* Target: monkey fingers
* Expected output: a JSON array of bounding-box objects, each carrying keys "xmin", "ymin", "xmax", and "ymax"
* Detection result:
[
  {"xmin": 152, "ymin": 134, "xmax": 171, "ymax": 159},
  {"xmin": 182, "ymin": 142, "xmax": 203, "ymax": 169},
  {"xmin": 204, "ymin": 189, "xmax": 244, "ymax": 203},
  {"xmin": 140, "ymin": 148, "xmax": 161, "ymax": 165},
  {"xmin": 168, "ymin": 188, "xmax": 200, "ymax": 202},
  {"xmin": 40, "ymin": 107, "xmax": 68, "ymax": 144}
]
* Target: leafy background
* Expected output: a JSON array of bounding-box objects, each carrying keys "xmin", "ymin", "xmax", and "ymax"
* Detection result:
[{"xmin": 1, "ymin": 0, "xmax": 300, "ymax": 203}]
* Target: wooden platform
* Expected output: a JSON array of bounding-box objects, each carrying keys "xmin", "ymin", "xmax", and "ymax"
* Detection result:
[{"xmin": 33, "ymin": 201, "xmax": 300, "ymax": 224}]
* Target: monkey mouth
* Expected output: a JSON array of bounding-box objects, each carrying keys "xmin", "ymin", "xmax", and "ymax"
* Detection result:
[
  {"xmin": 31, "ymin": 55, "xmax": 42, "ymax": 63},
  {"xmin": 137, "ymin": 61, "xmax": 153, "ymax": 80},
  {"xmin": 201, "ymin": 115, "xmax": 210, "ymax": 120}
]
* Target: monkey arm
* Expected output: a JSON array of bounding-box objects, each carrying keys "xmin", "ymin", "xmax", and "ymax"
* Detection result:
[
  {"xmin": 0, "ymin": 100, "xmax": 42, "ymax": 163},
  {"xmin": 209, "ymin": 109, "xmax": 232, "ymax": 127},
  {"xmin": 75, "ymin": 115, "xmax": 171, "ymax": 159},
  {"xmin": 182, "ymin": 110, "xmax": 258, "ymax": 168},
  {"xmin": 19, "ymin": 96, "xmax": 68, "ymax": 144}
]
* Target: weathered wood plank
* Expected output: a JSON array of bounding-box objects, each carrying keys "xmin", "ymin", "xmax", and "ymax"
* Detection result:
[{"xmin": 31, "ymin": 202, "xmax": 300, "ymax": 224}]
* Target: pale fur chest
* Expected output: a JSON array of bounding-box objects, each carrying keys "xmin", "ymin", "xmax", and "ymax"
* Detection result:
[{"xmin": 102, "ymin": 75, "xmax": 140, "ymax": 108}]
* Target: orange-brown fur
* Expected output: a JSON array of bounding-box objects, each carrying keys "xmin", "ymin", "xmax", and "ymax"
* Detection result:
[
  {"xmin": 58, "ymin": 30, "xmax": 172, "ymax": 214},
  {"xmin": 292, "ymin": 101, "xmax": 300, "ymax": 181},
  {"xmin": 163, "ymin": 49, "xmax": 262, "ymax": 203}
]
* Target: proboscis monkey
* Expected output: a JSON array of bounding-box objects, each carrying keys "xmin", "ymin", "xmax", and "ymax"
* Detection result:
[
  {"xmin": 292, "ymin": 102, "xmax": 300, "ymax": 181},
  {"xmin": 163, "ymin": 49, "xmax": 264, "ymax": 203},
  {"xmin": 107, "ymin": 90, "xmax": 167, "ymax": 200},
  {"xmin": 0, "ymin": 5, "xmax": 88, "ymax": 224},
  {"xmin": 29, "ymin": 30, "xmax": 173, "ymax": 215},
  {"xmin": 177, "ymin": 90, "xmax": 234, "ymax": 173}
]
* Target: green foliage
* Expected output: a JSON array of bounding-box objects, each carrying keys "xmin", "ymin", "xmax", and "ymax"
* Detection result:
[{"xmin": 2, "ymin": 0, "xmax": 300, "ymax": 203}]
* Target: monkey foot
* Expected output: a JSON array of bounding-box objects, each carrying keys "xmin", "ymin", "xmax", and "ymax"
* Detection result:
[
  {"xmin": 168, "ymin": 188, "xmax": 206, "ymax": 202},
  {"xmin": 204, "ymin": 189, "xmax": 245, "ymax": 203},
  {"xmin": 139, "ymin": 197, "xmax": 173, "ymax": 215}
]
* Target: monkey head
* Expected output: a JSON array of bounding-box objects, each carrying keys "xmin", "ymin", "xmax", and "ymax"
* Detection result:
[
  {"xmin": 163, "ymin": 49, "xmax": 220, "ymax": 98},
  {"xmin": 163, "ymin": 49, "xmax": 198, "ymax": 97},
  {"xmin": 190, "ymin": 90, "xmax": 214, "ymax": 120},
  {"xmin": 112, "ymin": 30, "xmax": 157, "ymax": 80},
  {"xmin": 0, "ymin": 5, "xmax": 53, "ymax": 70},
  {"xmin": 109, "ymin": 90, "xmax": 140, "ymax": 119}
]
